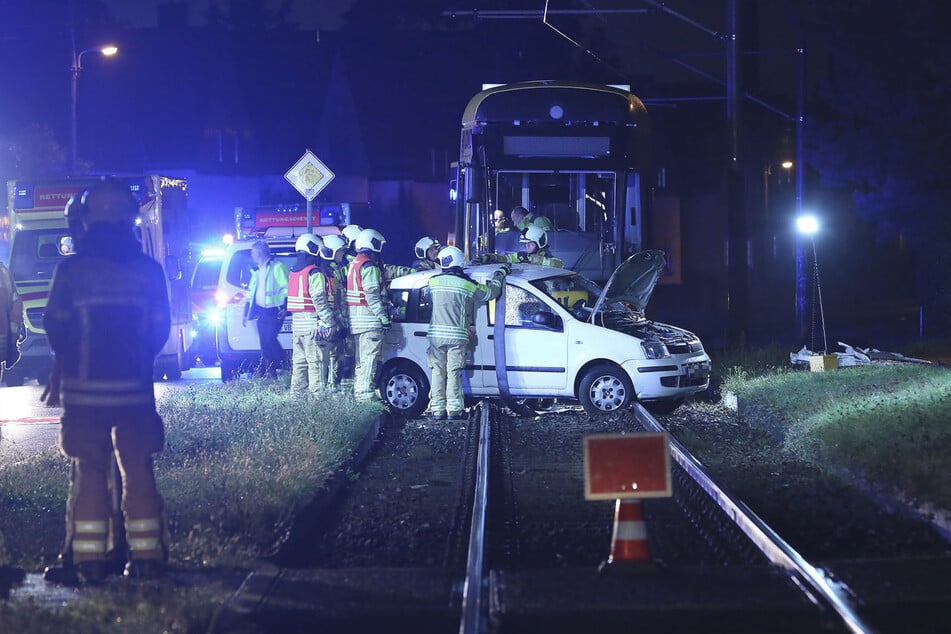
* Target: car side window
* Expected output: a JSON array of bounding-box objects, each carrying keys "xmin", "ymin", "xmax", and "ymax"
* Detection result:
[
  {"xmin": 502, "ymin": 285, "xmax": 560, "ymax": 330},
  {"xmin": 389, "ymin": 286, "xmax": 430, "ymax": 324}
]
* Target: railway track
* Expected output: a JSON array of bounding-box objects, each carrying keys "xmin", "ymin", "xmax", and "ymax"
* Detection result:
[{"xmin": 217, "ymin": 401, "xmax": 951, "ymax": 633}]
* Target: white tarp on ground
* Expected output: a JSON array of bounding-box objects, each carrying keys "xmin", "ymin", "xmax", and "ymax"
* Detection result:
[{"xmin": 790, "ymin": 342, "xmax": 932, "ymax": 367}]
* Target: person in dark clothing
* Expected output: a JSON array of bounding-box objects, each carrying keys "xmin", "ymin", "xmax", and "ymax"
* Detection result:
[{"xmin": 42, "ymin": 178, "xmax": 170, "ymax": 585}]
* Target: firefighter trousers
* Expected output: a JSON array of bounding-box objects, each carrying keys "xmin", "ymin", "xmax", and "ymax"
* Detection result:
[
  {"xmin": 427, "ymin": 343, "xmax": 469, "ymax": 415},
  {"xmin": 59, "ymin": 408, "xmax": 168, "ymax": 564},
  {"xmin": 352, "ymin": 329, "xmax": 384, "ymax": 402}
]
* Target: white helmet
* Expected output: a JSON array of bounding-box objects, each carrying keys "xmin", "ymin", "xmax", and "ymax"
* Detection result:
[
  {"xmin": 355, "ymin": 228, "xmax": 385, "ymax": 253},
  {"xmin": 414, "ymin": 236, "xmax": 440, "ymax": 260},
  {"xmin": 295, "ymin": 233, "xmax": 323, "ymax": 256},
  {"xmin": 320, "ymin": 234, "xmax": 346, "ymax": 260},
  {"xmin": 437, "ymin": 245, "xmax": 465, "ymax": 269},
  {"xmin": 523, "ymin": 225, "xmax": 549, "ymax": 249},
  {"xmin": 341, "ymin": 224, "xmax": 363, "ymax": 248}
]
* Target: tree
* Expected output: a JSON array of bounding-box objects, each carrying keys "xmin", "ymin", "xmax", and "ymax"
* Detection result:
[
  {"xmin": 804, "ymin": 1, "xmax": 951, "ymax": 334},
  {"xmin": 8, "ymin": 124, "xmax": 67, "ymax": 179}
]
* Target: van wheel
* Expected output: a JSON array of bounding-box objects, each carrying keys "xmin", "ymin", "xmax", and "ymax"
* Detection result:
[
  {"xmin": 578, "ymin": 364, "xmax": 633, "ymax": 414},
  {"xmin": 381, "ymin": 361, "xmax": 429, "ymax": 419}
]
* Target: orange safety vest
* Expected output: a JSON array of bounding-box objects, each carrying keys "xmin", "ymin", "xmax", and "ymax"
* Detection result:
[
  {"xmin": 346, "ymin": 253, "xmax": 374, "ymax": 308},
  {"xmin": 287, "ymin": 265, "xmax": 317, "ymax": 313}
]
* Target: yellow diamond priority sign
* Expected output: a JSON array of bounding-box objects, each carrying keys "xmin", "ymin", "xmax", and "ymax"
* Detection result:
[{"xmin": 285, "ymin": 150, "xmax": 335, "ymax": 201}]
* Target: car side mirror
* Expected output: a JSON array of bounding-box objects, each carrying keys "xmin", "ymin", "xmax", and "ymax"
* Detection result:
[{"xmin": 532, "ymin": 310, "xmax": 561, "ymax": 330}]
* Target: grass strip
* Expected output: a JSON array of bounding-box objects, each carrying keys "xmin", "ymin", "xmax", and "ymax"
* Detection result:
[{"xmin": 0, "ymin": 379, "xmax": 379, "ymax": 632}]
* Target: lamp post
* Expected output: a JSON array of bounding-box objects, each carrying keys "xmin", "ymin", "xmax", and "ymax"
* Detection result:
[
  {"xmin": 762, "ymin": 160, "xmax": 793, "ymax": 221},
  {"xmin": 796, "ymin": 214, "xmax": 827, "ymax": 353},
  {"xmin": 69, "ymin": 44, "xmax": 118, "ymax": 174}
]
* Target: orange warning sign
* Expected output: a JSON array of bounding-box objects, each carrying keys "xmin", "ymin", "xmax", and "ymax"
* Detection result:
[{"xmin": 583, "ymin": 432, "xmax": 671, "ymax": 500}]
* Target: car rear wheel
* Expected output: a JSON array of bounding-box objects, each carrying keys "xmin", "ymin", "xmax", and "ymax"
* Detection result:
[
  {"xmin": 578, "ymin": 363, "xmax": 634, "ymax": 414},
  {"xmin": 380, "ymin": 361, "xmax": 429, "ymax": 419}
]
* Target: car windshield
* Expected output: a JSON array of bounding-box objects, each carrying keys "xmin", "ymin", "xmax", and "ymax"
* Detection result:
[{"xmin": 531, "ymin": 272, "xmax": 641, "ymax": 323}]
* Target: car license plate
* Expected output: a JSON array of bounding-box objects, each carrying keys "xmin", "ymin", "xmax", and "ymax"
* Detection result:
[{"xmin": 280, "ymin": 320, "xmax": 293, "ymax": 333}]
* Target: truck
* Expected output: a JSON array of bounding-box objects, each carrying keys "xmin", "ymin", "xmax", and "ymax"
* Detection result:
[{"xmin": 2, "ymin": 175, "xmax": 194, "ymax": 385}]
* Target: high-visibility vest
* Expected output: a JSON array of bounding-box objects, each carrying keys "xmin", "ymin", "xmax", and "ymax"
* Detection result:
[{"xmin": 287, "ymin": 265, "xmax": 317, "ymax": 313}]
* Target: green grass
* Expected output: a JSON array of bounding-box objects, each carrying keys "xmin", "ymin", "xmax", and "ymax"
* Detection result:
[
  {"xmin": 722, "ymin": 361, "xmax": 951, "ymax": 510},
  {"xmin": 0, "ymin": 378, "xmax": 379, "ymax": 632}
]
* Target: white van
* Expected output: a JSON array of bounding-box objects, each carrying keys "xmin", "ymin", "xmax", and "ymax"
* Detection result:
[
  {"xmin": 214, "ymin": 238, "xmax": 297, "ymax": 381},
  {"xmin": 380, "ymin": 251, "xmax": 711, "ymax": 416}
]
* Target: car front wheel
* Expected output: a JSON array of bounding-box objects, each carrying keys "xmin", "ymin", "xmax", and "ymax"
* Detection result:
[
  {"xmin": 380, "ymin": 361, "xmax": 429, "ymax": 418},
  {"xmin": 578, "ymin": 364, "xmax": 634, "ymax": 414}
]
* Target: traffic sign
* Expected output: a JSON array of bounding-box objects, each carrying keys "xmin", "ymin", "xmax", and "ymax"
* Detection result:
[
  {"xmin": 583, "ymin": 432, "xmax": 671, "ymax": 500},
  {"xmin": 284, "ymin": 150, "xmax": 335, "ymax": 201}
]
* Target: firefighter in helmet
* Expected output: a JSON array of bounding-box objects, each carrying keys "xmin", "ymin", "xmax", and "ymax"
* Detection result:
[
  {"xmin": 425, "ymin": 246, "xmax": 509, "ymax": 420},
  {"xmin": 43, "ymin": 177, "xmax": 170, "ymax": 584},
  {"xmin": 479, "ymin": 226, "xmax": 564, "ymax": 268},
  {"xmin": 287, "ymin": 233, "xmax": 325, "ymax": 393},
  {"xmin": 346, "ymin": 228, "xmax": 392, "ymax": 403},
  {"xmin": 411, "ymin": 236, "xmax": 441, "ymax": 271}
]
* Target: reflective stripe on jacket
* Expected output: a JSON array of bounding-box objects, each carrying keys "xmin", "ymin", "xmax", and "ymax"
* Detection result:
[{"xmin": 287, "ymin": 265, "xmax": 318, "ymax": 313}]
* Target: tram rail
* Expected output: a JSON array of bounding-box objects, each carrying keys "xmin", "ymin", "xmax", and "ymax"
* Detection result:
[{"xmin": 216, "ymin": 399, "xmax": 951, "ymax": 633}]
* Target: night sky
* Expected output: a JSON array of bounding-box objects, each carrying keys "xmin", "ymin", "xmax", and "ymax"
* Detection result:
[{"xmin": 1, "ymin": 0, "xmax": 948, "ymax": 343}]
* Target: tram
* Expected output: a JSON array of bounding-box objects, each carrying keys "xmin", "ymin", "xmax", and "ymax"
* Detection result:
[{"xmin": 452, "ymin": 80, "xmax": 652, "ymax": 281}]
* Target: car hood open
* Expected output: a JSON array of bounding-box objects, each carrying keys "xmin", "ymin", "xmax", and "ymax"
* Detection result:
[{"xmin": 589, "ymin": 250, "xmax": 666, "ymax": 319}]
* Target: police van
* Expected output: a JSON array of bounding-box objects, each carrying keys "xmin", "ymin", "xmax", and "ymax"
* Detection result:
[{"xmin": 379, "ymin": 251, "xmax": 711, "ymax": 416}]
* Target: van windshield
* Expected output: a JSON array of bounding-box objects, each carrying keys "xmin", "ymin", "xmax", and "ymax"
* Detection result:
[{"xmin": 10, "ymin": 228, "xmax": 72, "ymax": 282}]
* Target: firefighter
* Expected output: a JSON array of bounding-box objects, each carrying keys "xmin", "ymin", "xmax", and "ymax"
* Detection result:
[
  {"xmin": 425, "ymin": 246, "xmax": 509, "ymax": 420},
  {"xmin": 319, "ymin": 234, "xmax": 354, "ymax": 390},
  {"xmin": 411, "ymin": 236, "xmax": 441, "ymax": 271},
  {"xmin": 316, "ymin": 234, "xmax": 349, "ymax": 389},
  {"xmin": 510, "ymin": 205, "xmax": 552, "ymax": 233},
  {"xmin": 0, "ymin": 260, "xmax": 23, "ymax": 380},
  {"xmin": 287, "ymin": 233, "xmax": 325, "ymax": 393},
  {"xmin": 42, "ymin": 178, "xmax": 170, "ymax": 584},
  {"xmin": 479, "ymin": 226, "xmax": 564, "ymax": 268},
  {"xmin": 346, "ymin": 228, "xmax": 392, "ymax": 403},
  {"xmin": 243, "ymin": 240, "xmax": 289, "ymax": 378}
]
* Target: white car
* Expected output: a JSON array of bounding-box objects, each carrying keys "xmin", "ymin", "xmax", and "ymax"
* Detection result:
[{"xmin": 379, "ymin": 250, "xmax": 711, "ymax": 416}]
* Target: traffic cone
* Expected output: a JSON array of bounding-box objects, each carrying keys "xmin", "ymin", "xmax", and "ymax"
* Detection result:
[{"xmin": 601, "ymin": 499, "xmax": 651, "ymax": 570}]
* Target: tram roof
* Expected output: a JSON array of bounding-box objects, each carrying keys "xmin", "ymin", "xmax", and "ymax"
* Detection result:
[{"xmin": 462, "ymin": 81, "xmax": 648, "ymax": 129}]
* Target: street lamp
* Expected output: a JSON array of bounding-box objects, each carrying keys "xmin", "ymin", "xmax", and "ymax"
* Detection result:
[
  {"xmin": 69, "ymin": 44, "xmax": 118, "ymax": 174},
  {"xmin": 762, "ymin": 160, "xmax": 793, "ymax": 221},
  {"xmin": 796, "ymin": 214, "xmax": 827, "ymax": 354}
]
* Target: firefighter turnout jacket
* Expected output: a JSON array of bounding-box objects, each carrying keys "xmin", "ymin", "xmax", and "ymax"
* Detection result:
[
  {"xmin": 427, "ymin": 267, "xmax": 506, "ymax": 346},
  {"xmin": 346, "ymin": 253, "xmax": 390, "ymax": 334},
  {"xmin": 481, "ymin": 249, "xmax": 564, "ymax": 269}
]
